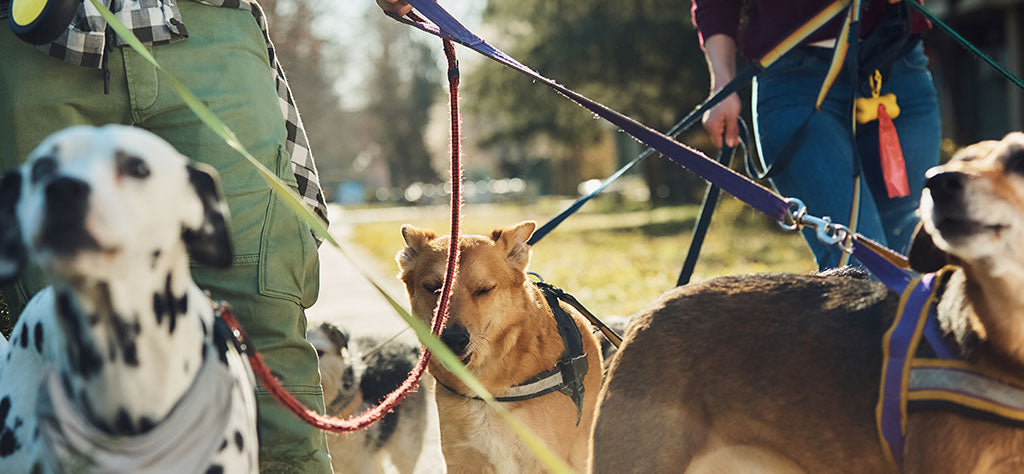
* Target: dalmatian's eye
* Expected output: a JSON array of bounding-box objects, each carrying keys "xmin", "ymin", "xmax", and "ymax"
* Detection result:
[
  {"xmin": 116, "ymin": 151, "xmax": 151, "ymax": 179},
  {"xmin": 31, "ymin": 157, "xmax": 57, "ymax": 183},
  {"xmin": 121, "ymin": 157, "xmax": 151, "ymax": 179},
  {"xmin": 315, "ymin": 349, "xmax": 324, "ymax": 358}
]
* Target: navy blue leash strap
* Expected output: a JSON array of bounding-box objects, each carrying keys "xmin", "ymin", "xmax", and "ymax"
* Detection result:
[{"xmin": 396, "ymin": 0, "xmax": 791, "ymax": 224}]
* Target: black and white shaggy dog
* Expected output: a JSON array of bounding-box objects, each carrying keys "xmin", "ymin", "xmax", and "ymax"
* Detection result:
[
  {"xmin": 0, "ymin": 125, "xmax": 258, "ymax": 473},
  {"xmin": 308, "ymin": 322, "xmax": 436, "ymax": 474}
]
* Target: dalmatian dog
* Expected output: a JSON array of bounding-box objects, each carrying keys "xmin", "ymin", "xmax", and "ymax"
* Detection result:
[{"xmin": 0, "ymin": 125, "xmax": 258, "ymax": 473}]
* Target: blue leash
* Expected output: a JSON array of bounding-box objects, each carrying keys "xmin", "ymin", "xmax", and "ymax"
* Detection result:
[{"xmin": 676, "ymin": 119, "xmax": 749, "ymax": 286}]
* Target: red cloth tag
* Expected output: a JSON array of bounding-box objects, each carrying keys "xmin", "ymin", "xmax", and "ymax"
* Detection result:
[{"xmin": 878, "ymin": 104, "xmax": 909, "ymax": 198}]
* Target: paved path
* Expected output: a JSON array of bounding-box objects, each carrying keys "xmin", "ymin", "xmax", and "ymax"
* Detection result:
[{"xmin": 306, "ymin": 205, "xmax": 414, "ymax": 339}]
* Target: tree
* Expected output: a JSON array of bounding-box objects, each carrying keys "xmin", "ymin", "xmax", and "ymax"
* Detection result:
[
  {"xmin": 362, "ymin": 9, "xmax": 442, "ymax": 189},
  {"xmin": 465, "ymin": 0, "xmax": 713, "ymax": 201}
]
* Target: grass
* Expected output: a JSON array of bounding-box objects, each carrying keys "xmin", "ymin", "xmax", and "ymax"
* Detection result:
[{"xmin": 349, "ymin": 194, "xmax": 816, "ymax": 317}]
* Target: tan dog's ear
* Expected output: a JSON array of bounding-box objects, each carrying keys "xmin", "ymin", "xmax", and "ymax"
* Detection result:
[
  {"xmin": 907, "ymin": 222, "xmax": 948, "ymax": 274},
  {"xmin": 491, "ymin": 221, "xmax": 537, "ymax": 272},
  {"xmin": 396, "ymin": 225, "xmax": 437, "ymax": 270}
]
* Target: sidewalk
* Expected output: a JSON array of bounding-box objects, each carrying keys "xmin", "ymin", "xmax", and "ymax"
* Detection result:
[{"xmin": 306, "ymin": 205, "xmax": 415, "ymax": 340}]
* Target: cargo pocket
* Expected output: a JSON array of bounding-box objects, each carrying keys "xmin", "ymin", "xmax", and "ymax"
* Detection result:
[{"xmin": 257, "ymin": 145, "xmax": 319, "ymax": 308}]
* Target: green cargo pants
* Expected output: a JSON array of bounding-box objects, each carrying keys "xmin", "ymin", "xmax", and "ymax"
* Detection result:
[{"xmin": 0, "ymin": 2, "xmax": 332, "ymax": 472}]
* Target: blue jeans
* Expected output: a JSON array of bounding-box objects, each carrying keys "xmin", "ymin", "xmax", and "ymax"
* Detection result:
[{"xmin": 753, "ymin": 42, "xmax": 940, "ymax": 270}]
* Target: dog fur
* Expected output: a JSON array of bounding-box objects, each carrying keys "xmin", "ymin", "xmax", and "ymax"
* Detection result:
[
  {"xmin": 0, "ymin": 125, "xmax": 258, "ymax": 473},
  {"xmin": 591, "ymin": 132, "xmax": 1024, "ymax": 473},
  {"xmin": 396, "ymin": 221, "xmax": 603, "ymax": 473},
  {"xmin": 308, "ymin": 321, "xmax": 434, "ymax": 474}
]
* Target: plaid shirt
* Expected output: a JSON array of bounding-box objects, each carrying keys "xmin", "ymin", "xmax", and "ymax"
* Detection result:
[{"xmin": 1, "ymin": 0, "xmax": 328, "ymax": 224}]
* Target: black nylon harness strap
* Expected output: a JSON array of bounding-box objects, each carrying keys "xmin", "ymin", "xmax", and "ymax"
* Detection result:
[{"xmin": 435, "ymin": 282, "xmax": 590, "ymax": 424}]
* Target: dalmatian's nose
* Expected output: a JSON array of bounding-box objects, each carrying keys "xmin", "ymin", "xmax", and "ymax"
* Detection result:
[{"xmin": 46, "ymin": 177, "xmax": 90, "ymax": 205}]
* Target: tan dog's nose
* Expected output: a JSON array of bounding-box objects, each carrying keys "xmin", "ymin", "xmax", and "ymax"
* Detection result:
[{"xmin": 440, "ymin": 325, "xmax": 470, "ymax": 357}]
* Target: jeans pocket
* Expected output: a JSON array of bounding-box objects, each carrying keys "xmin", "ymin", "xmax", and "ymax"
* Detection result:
[{"xmin": 258, "ymin": 145, "xmax": 318, "ymax": 307}]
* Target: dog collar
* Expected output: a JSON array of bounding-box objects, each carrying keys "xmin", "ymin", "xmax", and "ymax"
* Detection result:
[
  {"xmin": 877, "ymin": 269, "xmax": 1024, "ymax": 471},
  {"xmin": 36, "ymin": 342, "xmax": 238, "ymax": 472},
  {"xmin": 438, "ymin": 282, "xmax": 590, "ymax": 425}
]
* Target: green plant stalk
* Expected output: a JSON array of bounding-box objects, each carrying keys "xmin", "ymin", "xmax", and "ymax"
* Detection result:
[{"xmin": 87, "ymin": 1, "xmax": 574, "ymax": 471}]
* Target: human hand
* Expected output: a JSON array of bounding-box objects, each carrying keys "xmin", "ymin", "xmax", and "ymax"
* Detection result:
[
  {"xmin": 377, "ymin": 0, "xmax": 412, "ymax": 15},
  {"xmin": 701, "ymin": 92, "xmax": 741, "ymax": 149}
]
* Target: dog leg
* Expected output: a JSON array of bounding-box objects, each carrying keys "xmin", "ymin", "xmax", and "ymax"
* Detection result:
[{"xmin": 386, "ymin": 396, "xmax": 427, "ymax": 474}]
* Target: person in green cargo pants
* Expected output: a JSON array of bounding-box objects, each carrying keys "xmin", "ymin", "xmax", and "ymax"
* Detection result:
[{"xmin": 0, "ymin": 0, "xmax": 406, "ymax": 470}]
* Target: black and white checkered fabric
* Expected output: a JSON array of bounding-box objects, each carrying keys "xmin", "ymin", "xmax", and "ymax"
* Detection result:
[{"xmin": 2, "ymin": 0, "xmax": 329, "ymax": 224}]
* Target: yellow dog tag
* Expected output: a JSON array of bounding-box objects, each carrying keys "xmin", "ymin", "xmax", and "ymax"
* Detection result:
[{"xmin": 855, "ymin": 70, "xmax": 900, "ymax": 124}]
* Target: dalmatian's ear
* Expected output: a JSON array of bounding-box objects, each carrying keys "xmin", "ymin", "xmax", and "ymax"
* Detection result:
[
  {"xmin": 183, "ymin": 163, "xmax": 233, "ymax": 268},
  {"xmin": 0, "ymin": 170, "xmax": 26, "ymax": 285}
]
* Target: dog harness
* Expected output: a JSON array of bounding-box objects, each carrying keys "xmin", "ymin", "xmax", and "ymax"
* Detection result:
[
  {"xmin": 36, "ymin": 325, "xmax": 242, "ymax": 473},
  {"xmin": 877, "ymin": 269, "xmax": 1024, "ymax": 470},
  {"xmin": 438, "ymin": 282, "xmax": 590, "ymax": 424}
]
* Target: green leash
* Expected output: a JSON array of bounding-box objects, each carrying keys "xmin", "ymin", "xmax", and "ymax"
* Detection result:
[{"xmin": 904, "ymin": 0, "xmax": 1024, "ymax": 92}]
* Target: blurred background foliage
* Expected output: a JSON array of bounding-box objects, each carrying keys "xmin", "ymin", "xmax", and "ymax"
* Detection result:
[{"xmin": 258, "ymin": 0, "xmax": 1024, "ymax": 298}]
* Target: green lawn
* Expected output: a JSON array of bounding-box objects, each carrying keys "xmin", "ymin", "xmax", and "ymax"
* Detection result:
[{"xmin": 349, "ymin": 195, "xmax": 816, "ymax": 317}]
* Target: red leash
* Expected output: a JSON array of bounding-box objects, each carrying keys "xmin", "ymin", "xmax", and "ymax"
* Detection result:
[{"xmin": 221, "ymin": 31, "xmax": 462, "ymax": 433}]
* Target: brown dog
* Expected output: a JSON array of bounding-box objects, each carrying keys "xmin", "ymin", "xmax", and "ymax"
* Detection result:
[
  {"xmin": 396, "ymin": 221, "xmax": 603, "ymax": 473},
  {"xmin": 591, "ymin": 132, "xmax": 1024, "ymax": 473}
]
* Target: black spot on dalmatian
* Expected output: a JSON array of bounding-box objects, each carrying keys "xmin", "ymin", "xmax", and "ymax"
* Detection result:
[
  {"xmin": 30, "ymin": 461, "xmax": 42, "ymax": 474},
  {"xmin": 115, "ymin": 408, "xmax": 135, "ymax": 435},
  {"xmin": 153, "ymin": 274, "xmax": 188, "ymax": 335},
  {"xmin": 0, "ymin": 396, "xmax": 22, "ymax": 457},
  {"xmin": 109, "ymin": 315, "xmax": 140, "ymax": 367},
  {"xmin": 57, "ymin": 291, "xmax": 104, "ymax": 378},
  {"xmin": 33, "ymin": 322, "xmax": 43, "ymax": 353},
  {"xmin": 234, "ymin": 430, "xmax": 244, "ymax": 451},
  {"xmin": 217, "ymin": 438, "xmax": 227, "ymax": 452},
  {"xmin": 18, "ymin": 324, "xmax": 27, "ymax": 349},
  {"xmin": 205, "ymin": 465, "xmax": 225, "ymax": 474},
  {"xmin": 151, "ymin": 250, "xmax": 161, "ymax": 269},
  {"xmin": 138, "ymin": 417, "xmax": 155, "ymax": 434}
]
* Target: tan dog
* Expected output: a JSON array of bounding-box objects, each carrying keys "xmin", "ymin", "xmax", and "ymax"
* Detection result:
[
  {"xmin": 591, "ymin": 132, "xmax": 1024, "ymax": 474},
  {"xmin": 396, "ymin": 221, "xmax": 603, "ymax": 473}
]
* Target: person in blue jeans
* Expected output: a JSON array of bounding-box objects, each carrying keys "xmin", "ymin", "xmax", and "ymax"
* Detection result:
[{"xmin": 693, "ymin": 0, "xmax": 940, "ymax": 270}]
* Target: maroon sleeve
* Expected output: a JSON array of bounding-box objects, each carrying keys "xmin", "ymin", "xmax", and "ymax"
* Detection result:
[{"xmin": 690, "ymin": 0, "xmax": 743, "ymax": 50}]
